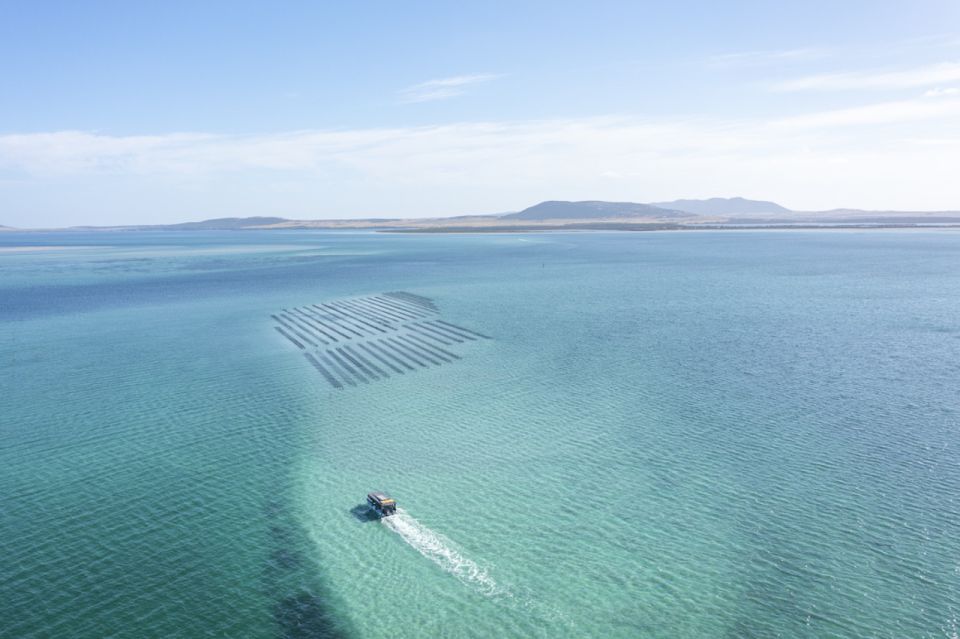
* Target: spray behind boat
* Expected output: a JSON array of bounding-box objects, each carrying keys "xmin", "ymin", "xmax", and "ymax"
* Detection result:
[{"xmin": 362, "ymin": 491, "xmax": 569, "ymax": 626}]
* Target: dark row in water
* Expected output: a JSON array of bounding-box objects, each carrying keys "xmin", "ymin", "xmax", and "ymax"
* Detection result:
[
  {"xmin": 384, "ymin": 290, "xmax": 438, "ymax": 312},
  {"xmin": 271, "ymin": 293, "xmax": 443, "ymax": 347},
  {"xmin": 302, "ymin": 334, "xmax": 463, "ymax": 389},
  {"xmin": 272, "ymin": 292, "xmax": 491, "ymax": 389}
]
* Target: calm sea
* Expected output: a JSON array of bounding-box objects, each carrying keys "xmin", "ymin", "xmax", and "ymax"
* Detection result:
[{"xmin": 2, "ymin": 229, "xmax": 959, "ymax": 638}]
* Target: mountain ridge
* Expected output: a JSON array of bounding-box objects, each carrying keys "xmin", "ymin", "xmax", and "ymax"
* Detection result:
[
  {"xmin": 502, "ymin": 200, "xmax": 689, "ymax": 220},
  {"xmin": 651, "ymin": 197, "xmax": 792, "ymax": 215}
]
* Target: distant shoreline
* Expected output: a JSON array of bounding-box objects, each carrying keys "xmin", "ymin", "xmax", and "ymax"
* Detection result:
[
  {"xmin": 5, "ymin": 197, "xmax": 960, "ymax": 233},
  {"xmin": 4, "ymin": 222, "xmax": 960, "ymax": 236},
  {"xmin": 385, "ymin": 223, "xmax": 960, "ymax": 234},
  {"xmin": 0, "ymin": 245, "xmax": 95, "ymax": 252}
]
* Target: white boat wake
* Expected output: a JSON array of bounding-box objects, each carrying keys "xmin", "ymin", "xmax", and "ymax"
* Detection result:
[
  {"xmin": 381, "ymin": 509, "xmax": 501, "ymax": 596},
  {"xmin": 381, "ymin": 509, "xmax": 576, "ymax": 629}
]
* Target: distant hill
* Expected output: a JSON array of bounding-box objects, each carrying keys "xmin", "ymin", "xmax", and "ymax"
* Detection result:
[
  {"xmin": 651, "ymin": 197, "xmax": 791, "ymax": 216},
  {"xmin": 10, "ymin": 201, "xmax": 960, "ymax": 233},
  {"xmin": 162, "ymin": 216, "xmax": 289, "ymax": 230},
  {"xmin": 503, "ymin": 200, "xmax": 688, "ymax": 220},
  {"xmin": 804, "ymin": 208, "xmax": 960, "ymax": 219}
]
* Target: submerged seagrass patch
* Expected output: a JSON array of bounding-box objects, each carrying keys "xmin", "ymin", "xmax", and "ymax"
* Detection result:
[{"xmin": 272, "ymin": 291, "xmax": 490, "ymax": 389}]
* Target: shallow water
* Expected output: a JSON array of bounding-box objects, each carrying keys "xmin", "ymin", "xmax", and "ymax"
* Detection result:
[{"xmin": 2, "ymin": 229, "xmax": 960, "ymax": 637}]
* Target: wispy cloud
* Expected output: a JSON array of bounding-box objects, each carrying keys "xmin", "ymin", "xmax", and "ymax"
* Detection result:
[
  {"xmin": 3, "ymin": 98, "xmax": 960, "ymax": 220},
  {"xmin": 891, "ymin": 33, "xmax": 960, "ymax": 52},
  {"xmin": 707, "ymin": 47, "xmax": 826, "ymax": 67},
  {"xmin": 398, "ymin": 73, "xmax": 501, "ymax": 103},
  {"xmin": 772, "ymin": 95, "xmax": 960, "ymax": 128},
  {"xmin": 4, "ymin": 102, "xmax": 960, "ymax": 179},
  {"xmin": 924, "ymin": 86, "xmax": 960, "ymax": 97},
  {"xmin": 774, "ymin": 60, "xmax": 960, "ymax": 91}
]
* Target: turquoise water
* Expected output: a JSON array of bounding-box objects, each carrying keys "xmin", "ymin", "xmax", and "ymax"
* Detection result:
[{"xmin": 2, "ymin": 230, "xmax": 960, "ymax": 638}]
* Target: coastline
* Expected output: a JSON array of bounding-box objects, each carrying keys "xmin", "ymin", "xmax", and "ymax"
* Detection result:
[
  {"xmin": 384, "ymin": 222, "xmax": 960, "ymax": 234},
  {"xmin": 4, "ymin": 223, "xmax": 960, "ymax": 237}
]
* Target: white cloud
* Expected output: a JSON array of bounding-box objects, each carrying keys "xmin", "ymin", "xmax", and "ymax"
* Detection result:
[
  {"xmin": 398, "ymin": 73, "xmax": 501, "ymax": 103},
  {"xmin": 774, "ymin": 60, "xmax": 960, "ymax": 91},
  {"xmin": 924, "ymin": 86, "xmax": 960, "ymax": 97},
  {"xmin": 708, "ymin": 47, "xmax": 826, "ymax": 67},
  {"xmin": 2, "ymin": 99, "xmax": 960, "ymax": 223},
  {"xmin": 772, "ymin": 96, "xmax": 960, "ymax": 128}
]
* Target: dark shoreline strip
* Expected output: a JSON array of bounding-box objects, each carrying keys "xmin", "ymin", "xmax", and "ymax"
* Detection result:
[
  {"xmin": 373, "ymin": 293, "xmax": 431, "ymax": 315},
  {"xmin": 296, "ymin": 309, "xmax": 352, "ymax": 340},
  {"xmin": 370, "ymin": 296, "xmax": 425, "ymax": 318},
  {"xmin": 366, "ymin": 340, "xmax": 415, "ymax": 371},
  {"xmin": 411, "ymin": 322, "xmax": 462, "ymax": 343},
  {"xmin": 387, "ymin": 336, "xmax": 440, "ymax": 366},
  {"xmin": 320, "ymin": 304, "xmax": 386, "ymax": 334},
  {"xmin": 407, "ymin": 324, "xmax": 454, "ymax": 345},
  {"xmin": 327, "ymin": 349, "xmax": 369, "ymax": 384},
  {"xmin": 273, "ymin": 314, "xmax": 318, "ymax": 347},
  {"xmin": 357, "ymin": 342, "xmax": 404, "ymax": 374},
  {"xmin": 396, "ymin": 334, "xmax": 451, "ymax": 363},
  {"xmin": 280, "ymin": 311, "xmax": 328, "ymax": 343},
  {"xmin": 378, "ymin": 338, "xmax": 426, "ymax": 368},
  {"xmin": 320, "ymin": 353, "xmax": 357, "ymax": 387},
  {"xmin": 286, "ymin": 309, "xmax": 336, "ymax": 343},
  {"xmin": 363, "ymin": 296, "xmax": 419, "ymax": 319},
  {"xmin": 285, "ymin": 310, "xmax": 335, "ymax": 343},
  {"xmin": 274, "ymin": 326, "xmax": 304, "ymax": 349},
  {"xmin": 405, "ymin": 334, "xmax": 461, "ymax": 360},
  {"xmin": 337, "ymin": 346, "xmax": 381, "ymax": 380},
  {"xmin": 317, "ymin": 301, "xmax": 381, "ymax": 327},
  {"xmin": 385, "ymin": 291, "xmax": 437, "ymax": 311},
  {"xmin": 435, "ymin": 320, "xmax": 492, "ymax": 339},
  {"xmin": 304, "ymin": 353, "xmax": 343, "ymax": 389},
  {"xmin": 341, "ymin": 298, "xmax": 398, "ymax": 322},
  {"xmin": 370, "ymin": 294, "xmax": 424, "ymax": 315},
  {"xmin": 330, "ymin": 300, "xmax": 394, "ymax": 327},
  {"xmin": 354, "ymin": 298, "xmax": 408, "ymax": 321},
  {"xmin": 375, "ymin": 294, "xmax": 432, "ymax": 316},
  {"xmin": 330, "ymin": 299, "xmax": 385, "ymax": 320},
  {"xmin": 306, "ymin": 307, "xmax": 365, "ymax": 338},
  {"xmin": 422, "ymin": 320, "xmax": 476, "ymax": 341},
  {"xmin": 343, "ymin": 344, "xmax": 388, "ymax": 378}
]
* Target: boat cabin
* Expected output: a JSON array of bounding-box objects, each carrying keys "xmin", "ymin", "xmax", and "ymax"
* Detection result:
[{"xmin": 367, "ymin": 491, "xmax": 397, "ymax": 516}]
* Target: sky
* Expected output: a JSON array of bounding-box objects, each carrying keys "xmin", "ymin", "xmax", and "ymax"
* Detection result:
[{"xmin": 2, "ymin": 1, "xmax": 960, "ymax": 226}]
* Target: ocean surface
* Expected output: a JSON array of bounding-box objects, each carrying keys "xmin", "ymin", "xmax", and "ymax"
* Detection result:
[{"xmin": 2, "ymin": 229, "xmax": 960, "ymax": 638}]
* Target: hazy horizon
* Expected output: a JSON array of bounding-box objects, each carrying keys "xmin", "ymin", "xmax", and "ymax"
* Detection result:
[
  {"xmin": 3, "ymin": 1, "xmax": 960, "ymax": 227},
  {"xmin": 9, "ymin": 193, "xmax": 960, "ymax": 230}
]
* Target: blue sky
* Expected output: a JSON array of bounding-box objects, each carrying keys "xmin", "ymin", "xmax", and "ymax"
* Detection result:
[{"xmin": 2, "ymin": 1, "xmax": 960, "ymax": 226}]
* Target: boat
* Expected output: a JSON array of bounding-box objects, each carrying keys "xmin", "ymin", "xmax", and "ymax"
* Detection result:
[{"xmin": 367, "ymin": 491, "xmax": 397, "ymax": 517}]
